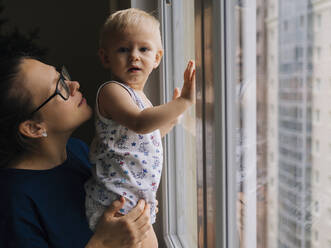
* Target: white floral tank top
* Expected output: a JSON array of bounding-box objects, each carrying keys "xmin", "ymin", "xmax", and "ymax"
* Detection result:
[{"xmin": 86, "ymin": 81, "xmax": 163, "ymax": 224}]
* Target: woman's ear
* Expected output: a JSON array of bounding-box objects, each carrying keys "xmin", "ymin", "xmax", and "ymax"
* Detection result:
[
  {"xmin": 153, "ymin": 49, "xmax": 164, "ymax": 69},
  {"xmin": 18, "ymin": 120, "xmax": 46, "ymax": 139},
  {"xmin": 98, "ymin": 48, "xmax": 110, "ymax": 68}
]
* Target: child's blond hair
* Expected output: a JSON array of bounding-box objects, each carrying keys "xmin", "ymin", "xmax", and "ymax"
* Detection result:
[{"xmin": 100, "ymin": 8, "xmax": 162, "ymax": 49}]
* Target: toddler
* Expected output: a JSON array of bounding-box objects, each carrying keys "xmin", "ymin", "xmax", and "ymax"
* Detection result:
[{"xmin": 85, "ymin": 8, "xmax": 195, "ymax": 247}]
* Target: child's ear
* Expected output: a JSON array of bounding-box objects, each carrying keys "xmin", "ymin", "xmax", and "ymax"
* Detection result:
[
  {"xmin": 153, "ymin": 49, "xmax": 164, "ymax": 69},
  {"xmin": 18, "ymin": 120, "xmax": 46, "ymax": 139},
  {"xmin": 98, "ymin": 48, "xmax": 110, "ymax": 68}
]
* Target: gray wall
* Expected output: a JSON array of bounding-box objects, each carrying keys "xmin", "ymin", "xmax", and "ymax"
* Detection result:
[{"xmin": 2, "ymin": 0, "xmax": 110, "ymax": 144}]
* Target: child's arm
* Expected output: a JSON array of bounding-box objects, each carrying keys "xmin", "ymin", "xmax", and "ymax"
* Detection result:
[
  {"xmin": 159, "ymin": 88, "xmax": 180, "ymax": 137},
  {"xmin": 98, "ymin": 60, "xmax": 195, "ymax": 134}
]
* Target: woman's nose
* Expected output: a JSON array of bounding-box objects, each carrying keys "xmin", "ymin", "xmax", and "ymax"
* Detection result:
[{"xmin": 69, "ymin": 80, "xmax": 80, "ymax": 96}]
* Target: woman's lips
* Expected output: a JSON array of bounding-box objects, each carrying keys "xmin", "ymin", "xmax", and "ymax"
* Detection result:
[{"xmin": 78, "ymin": 97, "xmax": 86, "ymax": 107}]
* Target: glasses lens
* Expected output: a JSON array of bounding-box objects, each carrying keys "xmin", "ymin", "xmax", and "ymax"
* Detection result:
[
  {"xmin": 57, "ymin": 66, "xmax": 70, "ymax": 100},
  {"xmin": 58, "ymin": 78, "xmax": 70, "ymax": 99},
  {"xmin": 61, "ymin": 66, "xmax": 71, "ymax": 81}
]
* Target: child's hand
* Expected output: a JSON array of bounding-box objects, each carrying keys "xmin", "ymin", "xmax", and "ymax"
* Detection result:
[
  {"xmin": 173, "ymin": 87, "xmax": 181, "ymax": 100},
  {"xmin": 180, "ymin": 60, "xmax": 196, "ymax": 105},
  {"xmin": 171, "ymin": 87, "xmax": 181, "ymax": 125}
]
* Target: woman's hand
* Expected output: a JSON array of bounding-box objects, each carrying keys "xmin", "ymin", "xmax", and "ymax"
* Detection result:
[
  {"xmin": 86, "ymin": 197, "xmax": 151, "ymax": 248},
  {"xmin": 155, "ymin": 200, "xmax": 159, "ymax": 214}
]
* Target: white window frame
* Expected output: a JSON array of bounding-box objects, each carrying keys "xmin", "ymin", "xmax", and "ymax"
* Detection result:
[
  {"xmin": 159, "ymin": 0, "xmax": 240, "ymax": 247},
  {"xmin": 107, "ymin": 0, "xmax": 255, "ymax": 247},
  {"xmin": 240, "ymin": 0, "xmax": 258, "ymax": 247},
  {"xmin": 159, "ymin": 1, "xmax": 194, "ymax": 247}
]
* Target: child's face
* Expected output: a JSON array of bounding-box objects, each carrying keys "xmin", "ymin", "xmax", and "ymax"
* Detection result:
[{"xmin": 100, "ymin": 24, "xmax": 163, "ymax": 88}]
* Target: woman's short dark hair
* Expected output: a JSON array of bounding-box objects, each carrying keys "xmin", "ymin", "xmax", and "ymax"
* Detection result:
[{"xmin": 0, "ymin": 54, "xmax": 37, "ymax": 168}]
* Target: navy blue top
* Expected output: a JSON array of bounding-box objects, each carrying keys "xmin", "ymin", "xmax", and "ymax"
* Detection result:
[{"xmin": 0, "ymin": 138, "xmax": 93, "ymax": 248}]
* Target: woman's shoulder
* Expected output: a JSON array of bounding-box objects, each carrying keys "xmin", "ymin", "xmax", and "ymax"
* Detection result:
[
  {"xmin": 67, "ymin": 137, "xmax": 91, "ymax": 169},
  {"xmin": 67, "ymin": 137, "xmax": 89, "ymax": 156}
]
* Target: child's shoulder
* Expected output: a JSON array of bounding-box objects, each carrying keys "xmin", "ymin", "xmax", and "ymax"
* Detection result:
[
  {"xmin": 98, "ymin": 81, "xmax": 133, "ymax": 98},
  {"xmin": 97, "ymin": 81, "xmax": 138, "ymax": 119}
]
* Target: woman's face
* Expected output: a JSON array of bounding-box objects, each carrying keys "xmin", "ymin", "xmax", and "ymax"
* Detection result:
[{"xmin": 20, "ymin": 59, "xmax": 92, "ymax": 135}]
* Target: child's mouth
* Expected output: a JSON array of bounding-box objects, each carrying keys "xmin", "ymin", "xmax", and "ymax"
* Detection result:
[{"xmin": 128, "ymin": 67, "xmax": 141, "ymax": 72}]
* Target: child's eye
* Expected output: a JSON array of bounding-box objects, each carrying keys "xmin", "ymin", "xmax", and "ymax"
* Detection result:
[
  {"xmin": 118, "ymin": 47, "xmax": 129, "ymax": 53},
  {"xmin": 140, "ymin": 47, "xmax": 149, "ymax": 52}
]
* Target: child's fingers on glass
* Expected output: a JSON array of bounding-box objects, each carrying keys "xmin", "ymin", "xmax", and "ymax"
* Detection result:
[
  {"xmin": 190, "ymin": 68, "xmax": 196, "ymax": 81},
  {"xmin": 184, "ymin": 67, "xmax": 190, "ymax": 81}
]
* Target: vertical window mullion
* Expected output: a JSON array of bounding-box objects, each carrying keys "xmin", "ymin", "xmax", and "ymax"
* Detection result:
[
  {"xmin": 160, "ymin": 0, "xmax": 196, "ymax": 247},
  {"xmin": 241, "ymin": 1, "xmax": 257, "ymax": 247},
  {"xmin": 159, "ymin": 0, "xmax": 181, "ymax": 247},
  {"xmin": 223, "ymin": 0, "xmax": 240, "ymax": 247},
  {"xmin": 196, "ymin": 0, "xmax": 239, "ymax": 247}
]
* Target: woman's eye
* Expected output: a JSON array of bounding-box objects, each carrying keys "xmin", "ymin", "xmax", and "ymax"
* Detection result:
[
  {"xmin": 58, "ymin": 79, "xmax": 66, "ymax": 93},
  {"xmin": 58, "ymin": 80, "xmax": 64, "ymax": 90}
]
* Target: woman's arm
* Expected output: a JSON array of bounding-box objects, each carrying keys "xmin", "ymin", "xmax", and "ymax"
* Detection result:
[{"xmin": 86, "ymin": 198, "xmax": 151, "ymax": 248}]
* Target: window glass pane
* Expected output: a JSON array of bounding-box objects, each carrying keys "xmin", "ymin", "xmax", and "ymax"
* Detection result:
[
  {"xmin": 175, "ymin": 0, "xmax": 197, "ymax": 246},
  {"xmin": 163, "ymin": 0, "xmax": 197, "ymax": 247},
  {"xmin": 234, "ymin": 0, "xmax": 330, "ymax": 247}
]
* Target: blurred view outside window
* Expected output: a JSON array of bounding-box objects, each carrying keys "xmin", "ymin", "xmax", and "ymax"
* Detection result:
[{"xmin": 236, "ymin": 0, "xmax": 331, "ymax": 247}]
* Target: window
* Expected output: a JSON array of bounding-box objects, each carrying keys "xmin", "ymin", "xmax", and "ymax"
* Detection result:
[
  {"xmin": 300, "ymin": 15, "xmax": 305, "ymax": 27},
  {"xmin": 316, "ymin": 47, "xmax": 321, "ymax": 60},
  {"xmin": 315, "ymin": 201, "xmax": 319, "ymax": 214},
  {"xmin": 315, "ymin": 140, "xmax": 320, "ymax": 153},
  {"xmin": 234, "ymin": 0, "xmax": 330, "ymax": 247},
  {"xmin": 158, "ymin": 0, "xmax": 331, "ymax": 247},
  {"xmin": 315, "ymin": 170, "xmax": 319, "ymax": 183},
  {"xmin": 284, "ymin": 20, "xmax": 288, "ymax": 31},
  {"xmin": 314, "ymin": 109, "xmax": 320, "ymax": 122},
  {"xmin": 315, "ymin": 230, "xmax": 319, "ymax": 242},
  {"xmin": 160, "ymin": 1, "xmax": 197, "ymax": 247},
  {"xmin": 316, "ymin": 13, "xmax": 322, "ymax": 29},
  {"xmin": 317, "ymin": 78, "xmax": 321, "ymax": 90}
]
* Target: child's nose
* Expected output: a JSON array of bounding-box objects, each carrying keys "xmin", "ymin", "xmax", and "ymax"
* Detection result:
[{"xmin": 130, "ymin": 49, "xmax": 140, "ymax": 61}]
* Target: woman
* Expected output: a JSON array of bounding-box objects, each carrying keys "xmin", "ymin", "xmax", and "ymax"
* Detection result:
[{"xmin": 0, "ymin": 54, "xmax": 152, "ymax": 248}]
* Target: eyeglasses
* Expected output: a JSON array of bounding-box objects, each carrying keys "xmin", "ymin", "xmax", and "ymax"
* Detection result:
[{"xmin": 30, "ymin": 66, "xmax": 71, "ymax": 115}]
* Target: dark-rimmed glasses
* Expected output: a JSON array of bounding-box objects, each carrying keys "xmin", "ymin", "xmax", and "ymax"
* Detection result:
[{"xmin": 30, "ymin": 66, "xmax": 71, "ymax": 115}]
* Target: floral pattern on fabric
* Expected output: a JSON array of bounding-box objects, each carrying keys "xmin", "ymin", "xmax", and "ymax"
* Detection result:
[{"xmin": 85, "ymin": 81, "xmax": 163, "ymax": 230}]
